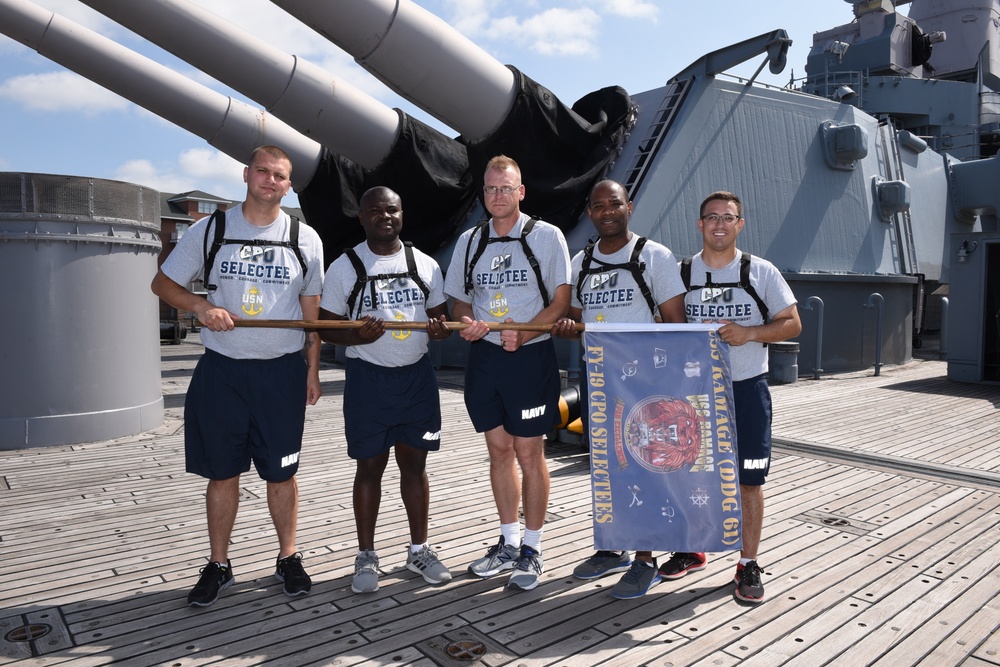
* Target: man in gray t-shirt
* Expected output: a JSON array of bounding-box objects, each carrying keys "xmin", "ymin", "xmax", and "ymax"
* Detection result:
[
  {"xmin": 553, "ymin": 179, "xmax": 686, "ymax": 599},
  {"xmin": 444, "ymin": 155, "xmax": 571, "ymax": 591},
  {"xmin": 152, "ymin": 145, "xmax": 324, "ymax": 606},
  {"xmin": 319, "ymin": 186, "xmax": 453, "ymax": 595},
  {"xmin": 673, "ymin": 190, "xmax": 801, "ymax": 605}
]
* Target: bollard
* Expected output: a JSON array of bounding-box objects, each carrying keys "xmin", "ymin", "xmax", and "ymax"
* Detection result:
[
  {"xmin": 939, "ymin": 297, "xmax": 949, "ymax": 357},
  {"xmin": 801, "ymin": 296, "xmax": 825, "ymax": 379},
  {"xmin": 768, "ymin": 342, "xmax": 800, "ymax": 383},
  {"xmin": 864, "ymin": 292, "xmax": 885, "ymax": 376}
]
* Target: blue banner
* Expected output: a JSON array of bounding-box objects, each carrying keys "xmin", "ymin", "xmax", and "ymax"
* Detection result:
[{"xmin": 583, "ymin": 323, "xmax": 742, "ymax": 553}]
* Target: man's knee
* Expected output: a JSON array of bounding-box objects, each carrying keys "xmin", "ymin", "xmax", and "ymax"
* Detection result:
[
  {"xmin": 487, "ymin": 440, "xmax": 516, "ymax": 465},
  {"xmin": 266, "ymin": 476, "xmax": 298, "ymax": 493},
  {"xmin": 512, "ymin": 436, "xmax": 545, "ymax": 463}
]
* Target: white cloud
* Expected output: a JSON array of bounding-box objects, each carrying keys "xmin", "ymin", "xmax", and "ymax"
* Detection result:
[
  {"xmin": 114, "ymin": 149, "xmax": 245, "ymax": 200},
  {"xmin": 0, "ymin": 71, "xmax": 129, "ymax": 114},
  {"xmin": 515, "ymin": 8, "xmax": 601, "ymax": 57},
  {"xmin": 113, "ymin": 148, "xmax": 303, "ymax": 207},
  {"xmin": 601, "ymin": 0, "xmax": 658, "ymax": 21},
  {"xmin": 440, "ymin": 0, "xmax": 492, "ymax": 36},
  {"xmin": 433, "ymin": 3, "xmax": 603, "ymax": 58},
  {"xmin": 179, "ymin": 148, "xmax": 246, "ymax": 188}
]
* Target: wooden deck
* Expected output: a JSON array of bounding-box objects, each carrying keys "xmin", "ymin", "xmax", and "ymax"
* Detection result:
[{"xmin": 2, "ymin": 336, "xmax": 999, "ymax": 667}]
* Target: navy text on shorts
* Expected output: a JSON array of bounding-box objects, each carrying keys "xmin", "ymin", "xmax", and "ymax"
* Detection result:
[
  {"xmin": 343, "ymin": 355, "xmax": 442, "ymax": 460},
  {"xmin": 732, "ymin": 373, "xmax": 772, "ymax": 486},
  {"xmin": 463, "ymin": 339, "xmax": 560, "ymax": 437},
  {"xmin": 185, "ymin": 349, "xmax": 307, "ymax": 482}
]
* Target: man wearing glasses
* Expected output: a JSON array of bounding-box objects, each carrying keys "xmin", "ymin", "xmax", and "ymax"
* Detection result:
[
  {"xmin": 444, "ymin": 154, "xmax": 571, "ymax": 591},
  {"xmin": 663, "ymin": 190, "xmax": 801, "ymax": 604}
]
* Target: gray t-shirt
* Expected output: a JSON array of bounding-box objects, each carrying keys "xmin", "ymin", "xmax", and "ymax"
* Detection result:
[
  {"xmin": 321, "ymin": 241, "xmax": 446, "ymax": 367},
  {"xmin": 161, "ymin": 205, "xmax": 324, "ymax": 359},
  {"xmin": 444, "ymin": 213, "xmax": 571, "ymax": 345},
  {"xmin": 571, "ymin": 235, "xmax": 685, "ymax": 324},
  {"xmin": 682, "ymin": 249, "xmax": 796, "ymax": 381}
]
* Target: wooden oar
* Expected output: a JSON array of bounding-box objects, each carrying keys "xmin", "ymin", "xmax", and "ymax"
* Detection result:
[{"xmin": 232, "ymin": 319, "xmax": 586, "ymax": 332}]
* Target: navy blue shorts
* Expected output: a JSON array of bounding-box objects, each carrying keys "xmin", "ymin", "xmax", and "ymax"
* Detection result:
[
  {"xmin": 733, "ymin": 373, "xmax": 772, "ymax": 486},
  {"xmin": 464, "ymin": 339, "xmax": 561, "ymax": 437},
  {"xmin": 185, "ymin": 349, "xmax": 306, "ymax": 482},
  {"xmin": 344, "ymin": 355, "xmax": 442, "ymax": 460}
]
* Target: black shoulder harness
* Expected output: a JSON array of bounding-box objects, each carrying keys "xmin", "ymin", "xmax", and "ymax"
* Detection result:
[
  {"xmin": 344, "ymin": 241, "xmax": 429, "ymax": 319},
  {"xmin": 463, "ymin": 217, "xmax": 549, "ymax": 307},
  {"xmin": 680, "ymin": 251, "xmax": 770, "ymax": 331},
  {"xmin": 202, "ymin": 209, "xmax": 306, "ymax": 292},
  {"xmin": 575, "ymin": 236, "xmax": 656, "ymax": 314}
]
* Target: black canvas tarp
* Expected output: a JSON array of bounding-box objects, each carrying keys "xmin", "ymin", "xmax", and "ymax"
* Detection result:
[{"xmin": 298, "ymin": 70, "xmax": 633, "ymax": 260}]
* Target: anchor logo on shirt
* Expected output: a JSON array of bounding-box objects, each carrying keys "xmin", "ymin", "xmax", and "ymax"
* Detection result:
[
  {"xmin": 489, "ymin": 292, "xmax": 509, "ymax": 318},
  {"xmin": 391, "ymin": 312, "xmax": 411, "ymax": 340},
  {"xmin": 242, "ymin": 286, "xmax": 263, "ymax": 316}
]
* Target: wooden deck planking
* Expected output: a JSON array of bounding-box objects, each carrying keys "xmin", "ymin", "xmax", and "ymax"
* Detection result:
[
  {"xmin": 1, "ymin": 339, "xmax": 999, "ymax": 666},
  {"xmin": 768, "ymin": 361, "xmax": 1000, "ymax": 477},
  {"xmin": 742, "ymin": 499, "xmax": 1000, "ymax": 666},
  {"xmin": 644, "ymin": 489, "xmax": 1000, "ymax": 667}
]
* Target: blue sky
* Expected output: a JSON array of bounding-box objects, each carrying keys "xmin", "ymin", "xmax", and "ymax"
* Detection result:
[{"xmin": 0, "ymin": 0, "xmax": 857, "ymax": 208}]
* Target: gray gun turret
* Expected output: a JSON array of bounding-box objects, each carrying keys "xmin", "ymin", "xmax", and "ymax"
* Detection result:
[
  {"xmin": 268, "ymin": 0, "xmax": 635, "ymax": 233},
  {"xmin": 0, "ymin": 0, "xmax": 472, "ymax": 259},
  {"xmin": 8, "ymin": 0, "xmax": 1000, "ymax": 380}
]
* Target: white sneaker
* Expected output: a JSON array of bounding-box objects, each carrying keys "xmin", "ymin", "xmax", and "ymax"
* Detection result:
[
  {"xmin": 406, "ymin": 545, "xmax": 452, "ymax": 585},
  {"xmin": 507, "ymin": 545, "xmax": 544, "ymax": 591},
  {"xmin": 351, "ymin": 550, "xmax": 380, "ymax": 594}
]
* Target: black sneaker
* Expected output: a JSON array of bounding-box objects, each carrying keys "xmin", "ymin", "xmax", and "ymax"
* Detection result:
[
  {"xmin": 734, "ymin": 560, "xmax": 765, "ymax": 603},
  {"xmin": 610, "ymin": 560, "xmax": 661, "ymax": 599},
  {"xmin": 187, "ymin": 560, "xmax": 234, "ymax": 607},
  {"xmin": 658, "ymin": 552, "xmax": 707, "ymax": 580},
  {"xmin": 573, "ymin": 550, "xmax": 632, "ymax": 580},
  {"xmin": 275, "ymin": 552, "xmax": 312, "ymax": 596}
]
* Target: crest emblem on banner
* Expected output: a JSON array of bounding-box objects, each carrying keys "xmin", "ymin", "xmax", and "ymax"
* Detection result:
[{"xmin": 625, "ymin": 397, "xmax": 704, "ymax": 473}]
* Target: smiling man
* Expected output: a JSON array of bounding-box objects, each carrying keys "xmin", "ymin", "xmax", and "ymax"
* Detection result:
[
  {"xmin": 552, "ymin": 179, "xmax": 686, "ymax": 599},
  {"xmin": 319, "ymin": 186, "xmax": 453, "ymax": 594},
  {"xmin": 670, "ymin": 190, "xmax": 802, "ymax": 604}
]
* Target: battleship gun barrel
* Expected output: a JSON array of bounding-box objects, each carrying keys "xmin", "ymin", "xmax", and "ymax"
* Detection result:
[
  {"xmin": 79, "ymin": 0, "xmax": 401, "ymax": 170},
  {"xmin": 0, "ymin": 0, "xmax": 322, "ymax": 189},
  {"xmin": 269, "ymin": 0, "xmax": 635, "ymax": 234},
  {"xmin": 2, "ymin": 0, "xmax": 477, "ymax": 257},
  {"xmin": 270, "ymin": 0, "xmax": 517, "ymax": 143}
]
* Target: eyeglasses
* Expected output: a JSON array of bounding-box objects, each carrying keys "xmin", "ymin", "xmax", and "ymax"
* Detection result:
[
  {"xmin": 483, "ymin": 185, "xmax": 519, "ymax": 196},
  {"xmin": 701, "ymin": 213, "xmax": 740, "ymax": 225}
]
